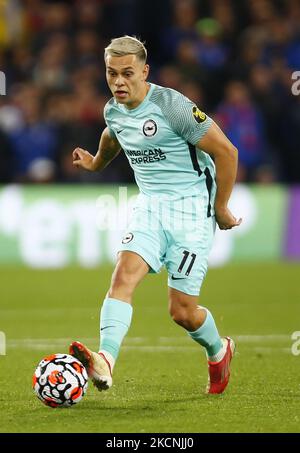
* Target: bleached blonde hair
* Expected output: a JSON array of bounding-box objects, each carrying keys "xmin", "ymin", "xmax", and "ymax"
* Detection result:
[{"xmin": 104, "ymin": 35, "xmax": 147, "ymax": 63}]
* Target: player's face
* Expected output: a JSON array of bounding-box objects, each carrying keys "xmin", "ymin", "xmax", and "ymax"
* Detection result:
[{"xmin": 105, "ymin": 54, "xmax": 149, "ymax": 109}]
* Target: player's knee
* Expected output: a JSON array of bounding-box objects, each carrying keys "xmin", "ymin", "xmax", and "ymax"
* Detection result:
[
  {"xmin": 169, "ymin": 305, "xmax": 191, "ymax": 328},
  {"xmin": 109, "ymin": 267, "xmax": 137, "ymax": 295},
  {"xmin": 169, "ymin": 294, "xmax": 200, "ymax": 329}
]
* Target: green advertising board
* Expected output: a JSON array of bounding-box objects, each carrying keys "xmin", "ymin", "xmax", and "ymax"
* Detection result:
[{"xmin": 0, "ymin": 185, "xmax": 286, "ymax": 267}]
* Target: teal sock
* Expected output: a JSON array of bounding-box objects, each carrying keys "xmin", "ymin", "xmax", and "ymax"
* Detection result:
[
  {"xmin": 187, "ymin": 308, "xmax": 222, "ymax": 357},
  {"xmin": 99, "ymin": 297, "xmax": 133, "ymax": 360}
]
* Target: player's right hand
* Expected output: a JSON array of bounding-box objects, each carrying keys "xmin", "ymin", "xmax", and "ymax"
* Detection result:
[{"xmin": 72, "ymin": 147, "xmax": 95, "ymax": 171}]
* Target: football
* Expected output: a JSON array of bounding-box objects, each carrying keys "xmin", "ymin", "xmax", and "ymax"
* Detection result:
[{"xmin": 33, "ymin": 353, "xmax": 88, "ymax": 408}]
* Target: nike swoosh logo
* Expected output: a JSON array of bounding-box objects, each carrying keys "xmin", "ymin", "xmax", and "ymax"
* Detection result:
[
  {"xmin": 117, "ymin": 129, "xmax": 124, "ymax": 134},
  {"xmin": 171, "ymin": 275, "xmax": 186, "ymax": 280},
  {"xmin": 100, "ymin": 326, "xmax": 115, "ymax": 331}
]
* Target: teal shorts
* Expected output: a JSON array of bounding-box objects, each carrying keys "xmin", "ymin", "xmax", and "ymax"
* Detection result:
[{"xmin": 118, "ymin": 195, "xmax": 216, "ymax": 296}]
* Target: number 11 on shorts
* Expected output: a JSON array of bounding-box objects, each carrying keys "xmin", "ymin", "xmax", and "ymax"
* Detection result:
[{"xmin": 178, "ymin": 250, "xmax": 197, "ymax": 276}]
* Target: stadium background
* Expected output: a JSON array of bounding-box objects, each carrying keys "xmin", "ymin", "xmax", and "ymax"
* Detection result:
[{"xmin": 0, "ymin": 0, "xmax": 300, "ymax": 434}]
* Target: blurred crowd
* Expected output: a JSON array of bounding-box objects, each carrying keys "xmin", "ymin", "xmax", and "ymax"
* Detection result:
[{"xmin": 0, "ymin": 0, "xmax": 300, "ymax": 184}]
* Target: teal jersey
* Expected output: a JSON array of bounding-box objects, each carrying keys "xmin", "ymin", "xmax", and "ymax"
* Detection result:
[{"xmin": 104, "ymin": 83, "xmax": 216, "ymax": 215}]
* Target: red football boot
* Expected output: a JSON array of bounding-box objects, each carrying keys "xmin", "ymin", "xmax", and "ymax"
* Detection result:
[{"xmin": 206, "ymin": 337, "xmax": 235, "ymax": 394}]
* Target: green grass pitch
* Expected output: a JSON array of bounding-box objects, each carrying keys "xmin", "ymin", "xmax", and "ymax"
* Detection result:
[{"xmin": 0, "ymin": 262, "xmax": 300, "ymax": 433}]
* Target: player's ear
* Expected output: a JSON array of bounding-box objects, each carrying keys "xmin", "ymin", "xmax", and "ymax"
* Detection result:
[{"xmin": 142, "ymin": 64, "xmax": 149, "ymax": 81}]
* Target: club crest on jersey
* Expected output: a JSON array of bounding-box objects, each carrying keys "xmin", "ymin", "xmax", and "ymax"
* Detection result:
[
  {"xmin": 143, "ymin": 119, "xmax": 157, "ymax": 137},
  {"xmin": 192, "ymin": 106, "xmax": 206, "ymax": 123},
  {"xmin": 122, "ymin": 232, "xmax": 134, "ymax": 244}
]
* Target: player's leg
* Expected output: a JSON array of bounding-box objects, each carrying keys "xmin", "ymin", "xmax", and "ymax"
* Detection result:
[
  {"xmin": 71, "ymin": 199, "xmax": 166, "ymax": 391},
  {"xmin": 168, "ymin": 287, "xmax": 223, "ymax": 358},
  {"xmin": 165, "ymin": 210, "xmax": 234, "ymax": 394},
  {"xmin": 107, "ymin": 250, "xmax": 150, "ymax": 303},
  {"xmin": 168, "ymin": 287, "xmax": 235, "ymax": 394},
  {"xmin": 99, "ymin": 250, "xmax": 149, "ymax": 366},
  {"xmin": 70, "ymin": 251, "xmax": 149, "ymax": 391}
]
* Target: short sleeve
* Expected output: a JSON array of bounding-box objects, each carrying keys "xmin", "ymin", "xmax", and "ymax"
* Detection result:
[
  {"xmin": 149, "ymin": 87, "xmax": 212, "ymax": 145},
  {"xmin": 103, "ymin": 99, "xmax": 116, "ymax": 139}
]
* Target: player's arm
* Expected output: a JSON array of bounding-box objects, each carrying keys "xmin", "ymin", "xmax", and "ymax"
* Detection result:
[
  {"xmin": 196, "ymin": 121, "xmax": 242, "ymax": 230},
  {"xmin": 72, "ymin": 127, "xmax": 121, "ymax": 172}
]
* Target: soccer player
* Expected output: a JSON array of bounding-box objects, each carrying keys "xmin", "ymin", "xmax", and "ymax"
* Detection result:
[{"xmin": 70, "ymin": 36, "xmax": 241, "ymax": 394}]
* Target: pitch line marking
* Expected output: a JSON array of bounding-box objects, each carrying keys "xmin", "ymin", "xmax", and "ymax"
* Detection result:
[{"xmin": 6, "ymin": 335, "xmax": 293, "ymax": 354}]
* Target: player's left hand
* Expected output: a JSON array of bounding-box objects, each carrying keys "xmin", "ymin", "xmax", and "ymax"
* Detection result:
[{"xmin": 215, "ymin": 206, "xmax": 242, "ymax": 230}]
